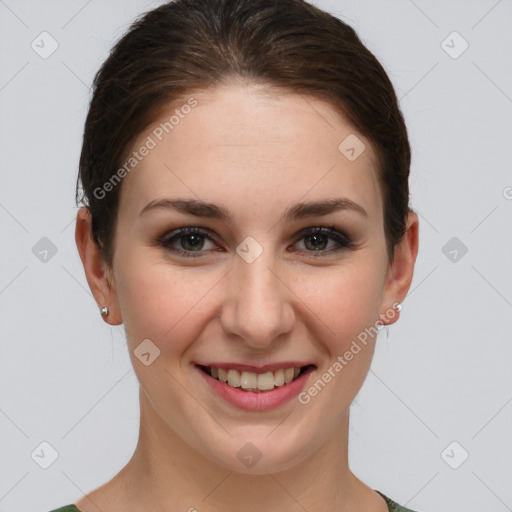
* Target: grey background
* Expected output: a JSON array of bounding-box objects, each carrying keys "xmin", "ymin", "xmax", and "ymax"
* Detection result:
[{"xmin": 1, "ymin": 1, "xmax": 511, "ymax": 511}]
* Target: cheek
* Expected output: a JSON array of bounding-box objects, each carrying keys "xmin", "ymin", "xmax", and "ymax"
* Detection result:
[
  {"xmin": 114, "ymin": 253, "xmax": 217, "ymax": 355},
  {"xmin": 294, "ymin": 262, "xmax": 383, "ymax": 347},
  {"xmin": 293, "ymin": 262, "xmax": 383, "ymax": 400}
]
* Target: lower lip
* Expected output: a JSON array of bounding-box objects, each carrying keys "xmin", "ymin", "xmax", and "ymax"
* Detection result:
[{"xmin": 195, "ymin": 365, "xmax": 315, "ymax": 411}]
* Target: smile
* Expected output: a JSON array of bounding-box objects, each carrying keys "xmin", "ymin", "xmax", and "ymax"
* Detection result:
[
  {"xmin": 195, "ymin": 363, "xmax": 316, "ymax": 411},
  {"xmin": 198, "ymin": 364, "xmax": 313, "ymax": 392}
]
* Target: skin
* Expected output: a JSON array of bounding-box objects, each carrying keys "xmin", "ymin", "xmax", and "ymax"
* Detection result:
[{"xmin": 75, "ymin": 81, "xmax": 419, "ymax": 512}]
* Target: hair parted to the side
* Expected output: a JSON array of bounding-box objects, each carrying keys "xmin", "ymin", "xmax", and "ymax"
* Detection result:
[{"xmin": 76, "ymin": 0, "xmax": 413, "ymax": 268}]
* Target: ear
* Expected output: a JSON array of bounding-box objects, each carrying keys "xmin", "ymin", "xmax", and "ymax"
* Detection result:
[
  {"xmin": 75, "ymin": 207, "xmax": 122, "ymax": 325},
  {"xmin": 379, "ymin": 210, "xmax": 419, "ymax": 326}
]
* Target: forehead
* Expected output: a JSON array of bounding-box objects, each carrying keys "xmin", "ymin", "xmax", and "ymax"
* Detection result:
[{"xmin": 117, "ymin": 83, "xmax": 382, "ymax": 225}]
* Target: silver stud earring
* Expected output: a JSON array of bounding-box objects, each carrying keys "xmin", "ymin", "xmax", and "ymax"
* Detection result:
[
  {"xmin": 387, "ymin": 302, "xmax": 402, "ymax": 338},
  {"xmin": 377, "ymin": 302, "xmax": 403, "ymax": 337},
  {"xmin": 100, "ymin": 306, "xmax": 109, "ymax": 317}
]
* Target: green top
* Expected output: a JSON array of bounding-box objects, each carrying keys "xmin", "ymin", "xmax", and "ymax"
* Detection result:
[{"xmin": 48, "ymin": 490, "xmax": 419, "ymax": 511}]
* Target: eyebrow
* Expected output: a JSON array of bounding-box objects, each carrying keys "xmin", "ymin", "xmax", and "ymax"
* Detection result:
[{"xmin": 139, "ymin": 197, "xmax": 368, "ymax": 221}]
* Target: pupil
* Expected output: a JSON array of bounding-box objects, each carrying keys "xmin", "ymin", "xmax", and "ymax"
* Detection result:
[
  {"xmin": 306, "ymin": 234, "xmax": 327, "ymax": 251},
  {"xmin": 182, "ymin": 234, "xmax": 203, "ymax": 250}
]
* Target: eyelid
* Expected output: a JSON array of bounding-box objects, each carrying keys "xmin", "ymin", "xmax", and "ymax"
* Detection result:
[
  {"xmin": 156, "ymin": 226, "xmax": 219, "ymax": 258},
  {"xmin": 292, "ymin": 225, "xmax": 356, "ymax": 254},
  {"xmin": 154, "ymin": 224, "xmax": 355, "ymax": 257}
]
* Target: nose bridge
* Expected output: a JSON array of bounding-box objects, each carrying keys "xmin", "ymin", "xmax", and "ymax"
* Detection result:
[{"xmin": 221, "ymin": 244, "xmax": 294, "ymax": 346}]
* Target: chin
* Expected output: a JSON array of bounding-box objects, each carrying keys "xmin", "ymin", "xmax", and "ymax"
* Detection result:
[{"xmin": 200, "ymin": 431, "xmax": 315, "ymax": 475}]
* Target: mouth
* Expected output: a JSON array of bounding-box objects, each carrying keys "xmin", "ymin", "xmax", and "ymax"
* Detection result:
[{"xmin": 196, "ymin": 364, "xmax": 315, "ymax": 393}]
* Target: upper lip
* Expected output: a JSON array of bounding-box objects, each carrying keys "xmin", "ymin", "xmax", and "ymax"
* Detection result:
[{"xmin": 194, "ymin": 362, "xmax": 316, "ymax": 374}]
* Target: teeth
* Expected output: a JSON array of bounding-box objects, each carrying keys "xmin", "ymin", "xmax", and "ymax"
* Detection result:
[
  {"xmin": 218, "ymin": 368, "xmax": 228, "ymax": 383},
  {"xmin": 274, "ymin": 369, "xmax": 285, "ymax": 386},
  {"xmin": 227, "ymin": 369, "xmax": 241, "ymax": 387},
  {"xmin": 257, "ymin": 371, "xmax": 274, "ymax": 391},
  {"xmin": 284, "ymin": 368, "xmax": 295, "ymax": 384},
  {"xmin": 241, "ymin": 371, "xmax": 257, "ymax": 390},
  {"xmin": 208, "ymin": 366, "xmax": 306, "ymax": 391}
]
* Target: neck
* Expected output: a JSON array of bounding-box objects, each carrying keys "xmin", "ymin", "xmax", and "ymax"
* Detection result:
[{"xmin": 112, "ymin": 388, "xmax": 369, "ymax": 512}]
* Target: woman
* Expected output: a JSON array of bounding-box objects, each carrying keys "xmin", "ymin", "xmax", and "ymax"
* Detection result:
[{"xmin": 52, "ymin": 0, "xmax": 420, "ymax": 510}]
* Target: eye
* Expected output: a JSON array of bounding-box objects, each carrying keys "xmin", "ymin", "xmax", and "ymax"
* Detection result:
[
  {"xmin": 291, "ymin": 226, "xmax": 355, "ymax": 257},
  {"xmin": 154, "ymin": 225, "xmax": 355, "ymax": 258},
  {"xmin": 156, "ymin": 227, "xmax": 218, "ymax": 258}
]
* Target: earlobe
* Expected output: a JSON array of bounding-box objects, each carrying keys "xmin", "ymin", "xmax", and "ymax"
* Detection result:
[
  {"xmin": 378, "ymin": 210, "xmax": 419, "ymax": 327},
  {"xmin": 75, "ymin": 207, "xmax": 123, "ymax": 325}
]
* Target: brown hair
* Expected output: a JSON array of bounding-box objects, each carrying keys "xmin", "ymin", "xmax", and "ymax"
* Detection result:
[{"xmin": 76, "ymin": 0, "xmax": 413, "ymax": 267}]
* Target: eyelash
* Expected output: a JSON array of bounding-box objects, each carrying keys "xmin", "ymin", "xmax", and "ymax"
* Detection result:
[{"xmin": 153, "ymin": 225, "xmax": 356, "ymax": 259}]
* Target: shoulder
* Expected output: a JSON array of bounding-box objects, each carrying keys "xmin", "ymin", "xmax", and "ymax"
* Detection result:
[
  {"xmin": 376, "ymin": 490, "xmax": 420, "ymax": 512},
  {"xmin": 47, "ymin": 506, "xmax": 81, "ymax": 512}
]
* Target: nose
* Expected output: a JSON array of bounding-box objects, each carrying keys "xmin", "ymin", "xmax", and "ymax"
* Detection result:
[{"xmin": 219, "ymin": 247, "xmax": 295, "ymax": 349}]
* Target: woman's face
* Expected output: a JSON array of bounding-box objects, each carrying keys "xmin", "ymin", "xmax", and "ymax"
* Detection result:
[{"xmin": 98, "ymin": 83, "xmax": 412, "ymax": 473}]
